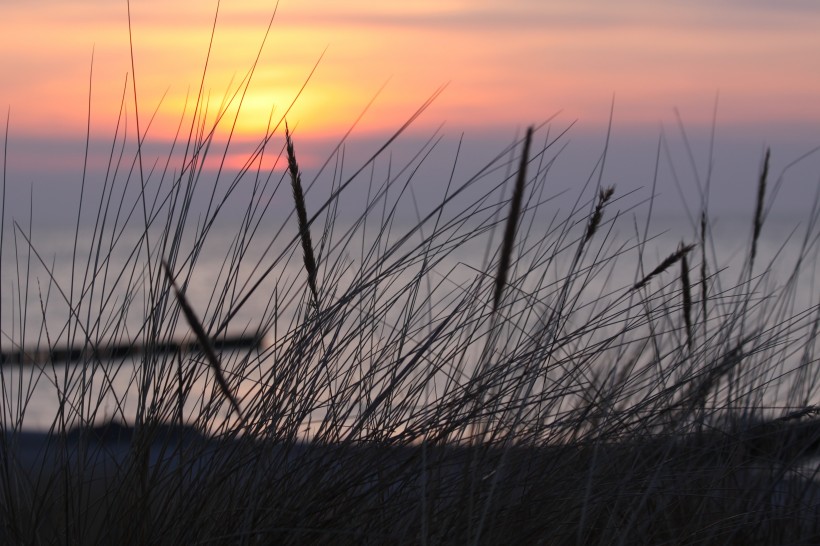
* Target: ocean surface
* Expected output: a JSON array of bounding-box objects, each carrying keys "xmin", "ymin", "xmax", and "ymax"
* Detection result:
[{"xmin": 1, "ymin": 210, "xmax": 817, "ymax": 432}]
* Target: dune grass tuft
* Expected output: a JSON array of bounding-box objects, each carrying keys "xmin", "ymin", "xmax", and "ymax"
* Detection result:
[{"xmin": 1, "ymin": 10, "xmax": 819, "ymax": 545}]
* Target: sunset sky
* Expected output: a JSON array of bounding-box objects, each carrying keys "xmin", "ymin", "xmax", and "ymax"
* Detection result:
[{"xmin": 2, "ymin": 0, "xmax": 820, "ymax": 219}]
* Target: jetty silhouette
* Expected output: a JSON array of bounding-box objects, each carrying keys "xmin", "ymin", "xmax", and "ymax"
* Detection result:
[{"xmin": 0, "ymin": 331, "xmax": 264, "ymax": 366}]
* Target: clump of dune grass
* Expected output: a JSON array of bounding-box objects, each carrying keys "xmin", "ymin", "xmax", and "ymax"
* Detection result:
[{"xmin": 1, "ymin": 8, "xmax": 820, "ymax": 546}]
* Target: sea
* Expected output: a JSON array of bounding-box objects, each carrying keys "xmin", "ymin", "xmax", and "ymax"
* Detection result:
[{"xmin": 1, "ymin": 208, "xmax": 817, "ymax": 433}]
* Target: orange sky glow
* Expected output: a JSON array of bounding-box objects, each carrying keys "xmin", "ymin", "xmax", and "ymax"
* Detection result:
[{"xmin": 2, "ymin": 0, "xmax": 819, "ymax": 147}]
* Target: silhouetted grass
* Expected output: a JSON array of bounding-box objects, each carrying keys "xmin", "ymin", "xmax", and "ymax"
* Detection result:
[
  {"xmin": 285, "ymin": 121, "xmax": 319, "ymax": 309},
  {"xmin": 1, "ymin": 7, "xmax": 820, "ymax": 546},
  {"xmin": 681, "ymin": 245, "xmax": 693, "ymax": 353},
  {"xmin": 493, "ymin": 126, "xmax": 532, "ymax": 315}
]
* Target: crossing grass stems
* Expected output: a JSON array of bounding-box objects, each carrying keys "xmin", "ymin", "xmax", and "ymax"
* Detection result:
[{"xmin": 1, "ymin": 6, "xmax": 820, "ymax": 545}]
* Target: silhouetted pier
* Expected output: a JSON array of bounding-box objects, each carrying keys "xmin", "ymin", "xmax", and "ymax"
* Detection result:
[{"xmin": 0, "ymin": 331, "xmax": 265, "ymax": 366}]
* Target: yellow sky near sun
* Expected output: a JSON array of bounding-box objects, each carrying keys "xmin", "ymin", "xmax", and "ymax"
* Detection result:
[{"xmin": 1, "ymin": 0, "xmax": 819, "ymax": 144}]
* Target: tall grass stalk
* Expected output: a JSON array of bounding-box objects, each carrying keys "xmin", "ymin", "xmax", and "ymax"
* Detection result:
[
  {"xmin": 492, "ymin": 126, "xmax": 532, "ymax": 315},
  {"xmin": 285, "ymin": 122, "xmax": 319, "ymax": 308}
]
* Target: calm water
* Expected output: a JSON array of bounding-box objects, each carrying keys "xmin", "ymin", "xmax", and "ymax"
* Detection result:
[{"xmin": 1, "ymin": 211, "xmax": 817, "ymax": 431}]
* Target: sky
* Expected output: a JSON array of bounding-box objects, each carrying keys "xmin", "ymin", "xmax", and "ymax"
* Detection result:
[{"xmin": 1, "ymin": 0, "xmax": 820, "ymax": 223}]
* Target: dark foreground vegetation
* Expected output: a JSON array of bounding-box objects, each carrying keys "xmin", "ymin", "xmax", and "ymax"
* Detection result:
[
  {"xmin": 2, "ymin": 7, "xmax": 820, "ymax": 544},
  {"xmin": 6, "ymin": 412, "xmax": 820, "ymax": 544}
]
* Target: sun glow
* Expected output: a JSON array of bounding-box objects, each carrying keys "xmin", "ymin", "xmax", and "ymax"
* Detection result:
[{"xmin": 1, "ymin": 1, "xmax": 819, "ymax": 159}]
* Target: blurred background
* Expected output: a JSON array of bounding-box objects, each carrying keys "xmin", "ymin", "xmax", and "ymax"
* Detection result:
[{"xmin": 1, "ymin": 0, "xmax": 819, "ymax": 223}]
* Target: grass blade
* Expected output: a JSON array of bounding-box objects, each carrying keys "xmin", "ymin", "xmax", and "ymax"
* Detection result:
[
  {"xmin": 286, "ymin": 122, "xmax": 319, "ymax": 308},
  {"xmin": 634, "ymin": 243, "xmax": 696, "ymax": 290},
  {"xmin": 161, "ymin": 260, "xmax": 246, "ymax": 427},
  {"xmin": 492, "ymin": 126, "xmax": 533, "ymax": 313},
  {"xmin": 681, "ymin": 243, "xmax": 693, "ymax": 352}
]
